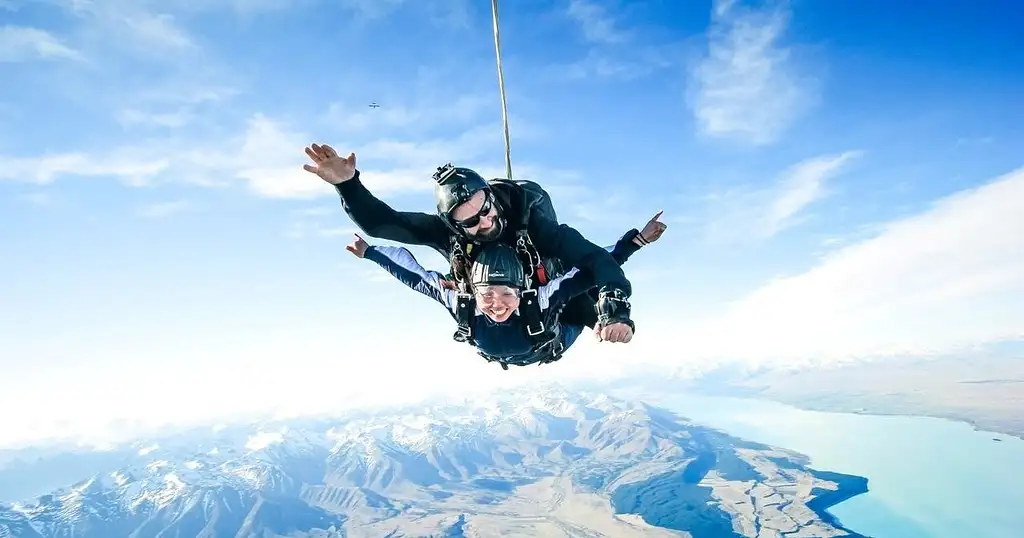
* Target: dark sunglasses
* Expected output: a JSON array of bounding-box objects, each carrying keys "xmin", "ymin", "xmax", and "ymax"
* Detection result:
[{"xmin": 453, "ymin": 191, "xmax": 494, "ymax": 228}]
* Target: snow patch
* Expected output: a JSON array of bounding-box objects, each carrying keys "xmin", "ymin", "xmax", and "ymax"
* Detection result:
[
  {"xmin": 245, "ymin": 431, "xmax": 284, "ymax": 451},
  {"xmin": 137, "ymin": 443, "xmax": 159, "ymax": 456},
  {"xmin": 164, "ymin": 473, "xmax": 185, "ymax": 489},
  {"xmin": 110, "ymin": 471, "xmax": 131, "ymax": 487},
  {"xmin": 146, "ymin": 460, "xmax": 170, "ymax": 471}
]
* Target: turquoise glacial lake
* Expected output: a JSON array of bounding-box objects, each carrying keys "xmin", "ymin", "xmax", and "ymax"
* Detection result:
[{"xmin": 610, "ymin": 389, "xmax": 1024, "ymax": 538}]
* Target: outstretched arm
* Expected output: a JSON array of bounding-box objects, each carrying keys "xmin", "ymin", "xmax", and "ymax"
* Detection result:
[
  {"xmin": 528, "ymin": 215, "xmax": 633, "ymax": 297},
  {"xmin": 538, "ymin": 242, "xmax": 620, "ymax": 310},
  {"xmin": 363, "ymin": 245, "xmax": 458, "ymax": 314},
  {"xmin": 605, "ymin": 210, "xmax": 668, "ymax": 264},
  {"xmin": 336, "ymin": 172, "xmax": 451, "ymax": 253},
  {"xmin": 302, "ymin": 145, "xmax": 451, "ymax": 253},
  {"xmin": 608, "ymin": 210, "xmax": 668, "ymax": 265},
  {"xmin": 607, "ymin": 229, "xmax": 643, "ymax": 265}
]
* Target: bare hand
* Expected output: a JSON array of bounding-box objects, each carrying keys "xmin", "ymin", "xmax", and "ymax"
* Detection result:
[
  {"xmin": 303, "ymin": 143, "xmax": 357, "ymax": 185},
  {"xmin": 640, "ymin": 210, "xmax": 667, "ymax": 243},
  {"xmin": 595, "ymin": 322, "xmax": 633, "ymax": 343},
  {"xmin": 346, "ymin": 233, "xmax": 369, "ymax": 258}
]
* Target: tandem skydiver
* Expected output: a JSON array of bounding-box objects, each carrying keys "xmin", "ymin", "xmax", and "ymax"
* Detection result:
[
  {"xmin": 301, "ymin": 144, "xmax": 638, "ymax": 344},
  {"xmin": 344, "ymin": 211, "xmax": 667, "ymax": 369}
]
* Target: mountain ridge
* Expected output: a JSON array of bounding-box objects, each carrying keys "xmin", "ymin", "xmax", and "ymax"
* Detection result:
[{"xmin": 0, "ymin": 387, "xmax": 867, "ymax": 538}]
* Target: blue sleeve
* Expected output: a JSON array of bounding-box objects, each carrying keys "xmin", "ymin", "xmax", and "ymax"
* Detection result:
[
  {"xmin": 538, "ymin": 267, "xmax": 596, "ymax": 310},
  {"xmin": 538, "ymin": 242, "xmax": 619, "ymax": 310},
  {"xmin": 363, "ymin": 246, "xmax": 458, "ymax": 314},
  {"xmin": 528, "ymin": 213, "xmax": 632, "ymax": 297}
]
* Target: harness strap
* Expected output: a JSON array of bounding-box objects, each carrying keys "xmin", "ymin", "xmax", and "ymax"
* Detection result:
[
  {"xmin": 453, "ymin": 292, "xmax": 475, "ymax": 343},
  {"xmin": 518, "ymin": 288, "xmax": 545, "ymax": 337},
  {"xmin": 515, "ymin": 230, "xmax": 549, "ymax": 286},
  {"xmin": 446, "ymin": 199, "xmax": 560, "ymax": 358},
  {"xmin": 477, "ymin": 297, "xmax": 568, "ymax": 371}
]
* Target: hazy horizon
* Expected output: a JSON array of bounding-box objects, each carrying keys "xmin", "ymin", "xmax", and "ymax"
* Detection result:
[{"xmin": 2, "ymin": 0, "xmax": 1022, "ymax": 448}]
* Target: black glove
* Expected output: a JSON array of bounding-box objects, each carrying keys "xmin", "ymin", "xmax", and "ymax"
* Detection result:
[{"xmin": 595, "ymin": 288, "xmax": 635, "ymax": 333}]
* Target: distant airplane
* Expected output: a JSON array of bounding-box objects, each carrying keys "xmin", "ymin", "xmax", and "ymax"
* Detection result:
[{"xmin": 368, "ymin": 102, "xmax": 380, "ymax": 108}]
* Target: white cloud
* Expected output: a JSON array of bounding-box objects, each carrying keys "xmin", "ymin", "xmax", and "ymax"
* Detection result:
[
  {"xmin": 64, "ymin": 1, "xmax": 196, "ymax": 53},
  {"xmin": 10, "ymin": 1, "xmax": 239, "ymax": 126},
  {"xmin": 566, "ymin": 0, "xmax": 626, "ymax": 44},
  {"xmin": 118, "ymin": 12, "xmax": 195, "ymax": 51},
  {"xmin": 0, "ymin": 109, "xmax": 508, "ymax": 199},
  {"xmin": 0, "ymin": 26, "xmax": 85, "ymax": 62},
  {"xmin": 550, "ymin": 1, "xmax": 682, "ymax": 82},
  {"xmin": 558, "ymin": 47, "xmax": 674, "ymax": 81},
  {"xmin": 687, "ymin": 0, "xmax": 817, "ymax": 145},
  {"xmin": 704, "ymin": 151, "xmax": 861, "ymax": 242},
  {"xmin": 114, "ymin": 83, "xmax": 240, "ymax": 132},
  {"xmin": 672, "ymin": 166, "xmax": 1024, "ymax": 367},
  {"xmin": 0, "ymin": 151, "xmax": 169, "ymax": 185}
]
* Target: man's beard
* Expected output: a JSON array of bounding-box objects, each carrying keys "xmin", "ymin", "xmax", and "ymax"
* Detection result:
[{"xmin": 471, "ymin": 216, "xmax": 505, "ymax": 242}]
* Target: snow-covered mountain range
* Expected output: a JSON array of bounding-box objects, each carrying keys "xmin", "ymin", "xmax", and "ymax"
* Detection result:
[{"xmin": 0, "ymin": 387, "xmax": 868, "ymax": 537}]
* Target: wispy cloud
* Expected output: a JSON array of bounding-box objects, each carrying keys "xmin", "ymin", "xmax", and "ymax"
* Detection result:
[
  {"xmin": 566, "ymin": 0, "xmax": 627, "ymax": 44},
  {"xmin": 10, "ymin": 1, "xmax": 239, "ymax": 127},
  {"xmin": 0, "ymin": 26, "xmax": 85, "ymax": 62},
  {"xmin": 0, "ymin": 151, "xmax": 169, "ymax": 186},
  {"xmin": 760, "ymin": 151, "xmax": 861, "ymax": 236},
  {"xmin": 114, "ymin": 83, "xmax": 241, "ymax": 132},
  {"xmin": 558, "ymin": 47, "xmax": 674, "ymax": 81},
  {"xmin": 63, "ymin": 1, "xmax": 196, "ymax": 54},
  {"xmin": 686, "ymin": 0, "xmax": 818, "ymax": 145},
  {"xmin": 704, "ymin": 151, "xmax": 861, "ymax": 243},
  {"xmin": 675, "ymin": 166, "xmax": 1024, "ymax": 367},
  {"xmin": 0, "ymin": 106, "xmax": 507, "ymax": 199}
]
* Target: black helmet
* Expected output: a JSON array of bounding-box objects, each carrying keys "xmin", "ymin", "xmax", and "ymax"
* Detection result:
[
  {"xmin": 470, "ymin": 243, "xmax": 525, "ymax": 289},
  {"xmin": 433, "ymin": 163, "xmax": 489, "ymax": 216}
]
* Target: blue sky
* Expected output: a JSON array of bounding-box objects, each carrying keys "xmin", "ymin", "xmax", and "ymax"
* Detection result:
[{"xmin": 1, "ymin": 0, "xmax": 1022, "ymax": 447}]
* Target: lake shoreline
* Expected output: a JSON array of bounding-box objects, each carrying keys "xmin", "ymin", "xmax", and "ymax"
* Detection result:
[
  {"xmin": 805, "ymin": 469, "xmax": 871, "ymax": 538},
  {"xmin": 602, "ymin": 382, "xmax": 1024, "ymax": 538}
]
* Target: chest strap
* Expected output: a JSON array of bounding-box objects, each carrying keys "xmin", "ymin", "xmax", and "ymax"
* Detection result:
[{"xmin": 472, "ymin": 297, "xmax": 567, "ymax": 371}]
